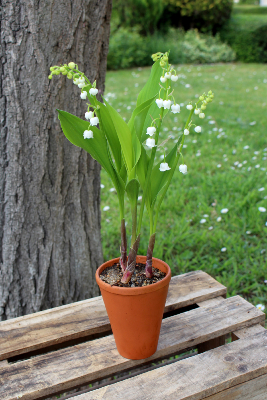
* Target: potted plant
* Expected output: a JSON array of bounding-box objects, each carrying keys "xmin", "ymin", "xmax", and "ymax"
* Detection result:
[{"xmin": 49, "ymin": 52, "xmax": 214, "ymax": 359}]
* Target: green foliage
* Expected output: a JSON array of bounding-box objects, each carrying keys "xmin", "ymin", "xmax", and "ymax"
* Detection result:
[
  {"xmin": 107, "ymin": 27, "xmax": 235, "ymax": 70},
  {"xmin": 101, "ymin": 63, "xmax": 267, "ymax": 310},
  {"xmin": 182, "ymin": 30, "xmax": 236, "ymax": 63},
  {"xmin": 161, "ymin": 0, "xmax": 233, "ymax": 33},
  {"xmin": 233, "ymin": 4, "xmax": 267, "ymax": 14},
  {"xmin": 112, "ymin": 0, "xmax": 165, "ymax": 35},
  {"xmin": 220, "ymin": 13, "xmax": 267, "ymax": 62}
]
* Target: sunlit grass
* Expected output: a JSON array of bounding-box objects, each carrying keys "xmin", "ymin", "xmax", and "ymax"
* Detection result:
[{"xmin": 100, "ymin": 63, "xmax": 267, "ymax": 309}]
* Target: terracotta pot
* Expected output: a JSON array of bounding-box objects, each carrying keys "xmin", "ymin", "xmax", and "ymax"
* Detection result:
[{"xmin": 95, "ymin": 255, "xmax": 171, "ymax": 360}]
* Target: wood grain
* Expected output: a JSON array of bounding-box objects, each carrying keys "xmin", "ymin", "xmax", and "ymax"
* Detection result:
[
  {"xmin": 0, "ymin": 270, "xmax": 226, "ymax": 361},
  {"xmin": 203, "ymin": 373, "xmax": 267, "ymax": 400},
  {"xmin": 68, "ymin": 331, "xmax": 267, "ymax": 400},
  {"xmin": 0, "ymin": 296, "xmax": 263, "ymax": 400}
]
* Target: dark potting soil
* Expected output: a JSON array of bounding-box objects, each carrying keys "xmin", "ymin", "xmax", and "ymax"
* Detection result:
[{"xmin": 99, "ymin": 262, "xmax": 166, "ymax": 288}]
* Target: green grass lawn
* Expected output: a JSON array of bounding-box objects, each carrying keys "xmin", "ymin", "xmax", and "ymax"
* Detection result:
[{"xmin": 100, "ymin": 63, "xmax": 267, "ymax": 310}]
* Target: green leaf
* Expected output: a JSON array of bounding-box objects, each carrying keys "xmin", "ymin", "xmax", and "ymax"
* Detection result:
[
  {"xmin": 150, "ymin": 141, "xmax": 181, "ymax": 205},
  {"xmin": 96, "ymin": 100, "xmax": 122, "ymax": 172},
  {"xmin": 126, "ymin": 179, "xmax": 140, "ymax": 211},
  {"xmin": 128, "ymin": 95, "xmax": 157, "ymax": 139},
  {"xmin": 57, "ymin": 110, "xmax": 125, "ymax": 194},
  {"xmin": 136, "ymin": 145, "xmax": 152, "ymax": 206},
  {"xmin": 104, "ymin": 101, "xmax": 133, "ymax": 173},
  {"xmin": 136, "ymin": 60, "xmax": 162, "ymax": 106}
]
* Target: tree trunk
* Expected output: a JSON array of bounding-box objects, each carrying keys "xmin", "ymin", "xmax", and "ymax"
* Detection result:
[{"xmin": 0, "ymin": 0, "xmax": 112, "ymax": 320}]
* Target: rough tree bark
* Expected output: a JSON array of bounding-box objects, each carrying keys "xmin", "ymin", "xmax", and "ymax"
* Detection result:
[{"xmin": 0, "ymin": 0, "xmax": 112, "ymax": 320}]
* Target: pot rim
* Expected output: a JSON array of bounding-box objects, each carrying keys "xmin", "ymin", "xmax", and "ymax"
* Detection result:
[{"xmin": 96, "ymin": 255, "xmax": 171, "ymax": 296}]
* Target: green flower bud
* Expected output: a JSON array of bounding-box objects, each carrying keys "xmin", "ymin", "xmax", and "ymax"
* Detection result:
[
  {"xmin": 62, "ymin": 70, "xmax": 68, "ymax": 75},
  {"xmin": 210, "ymin": 94, "xmax": 214, "ymax": 99},
  {"xmin": 206, "ymin": 98, "xmax": 212, "ymax": 103},
  {"xmin": 51, "ymin": 70, "xmax": 57, "ymax": 75},
  {"xmin": 55, "ymin": 70, "xmax": 60, "ymax": 75},
  {"xmin": 199, "ymin": 95, "xmax": 204, "ymax": 101},
  {"xmin": 48, "ymin": 75, "xmax": 53, "ymax": 79},
  {"xmin": 208, "ymin": 90, "xmax": 212, "ymax": 95},
  {"xmin": 68, "ymin": 62, "xmax": 75, "ymax": 69},
  {"xmin": 162, "ymin": 55, "xmax": 168, "ymax": 62},
  {"xmin": 74, "ymin": 74, "xmax": 80, "ymax": 79},
  {"xmin": 67, "ymin": 72, "xmax": 73, "ymax": 79},
  {"xmin": 50, "ymin": 66, "xmax": 55, "ymax": 72},
  {"xmin": 201, "ymin": 104, "xmax": 206, "ymax": 110},
  {"xmin": 59, "ymin": 67, "xmax": 65, "ymax": 72},
  {"xmin": 160, "ymin": 60, "xmax": 166, "ymax": 67}
]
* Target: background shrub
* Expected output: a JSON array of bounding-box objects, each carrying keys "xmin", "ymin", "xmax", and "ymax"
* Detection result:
[
  {"xmin": 182, "ymin": 30, "xmax": 236, "ymax": 63},
  {"xmin": 160, "ymin": 0, "xmax": 233, "ymax": 34},
  {"xmin": 220, "ymin": 11, "xmax": 267, "ymax": 62},
  {"xmin": 107, "ymin": 27, "xmax": 236, "ymax": 70}
]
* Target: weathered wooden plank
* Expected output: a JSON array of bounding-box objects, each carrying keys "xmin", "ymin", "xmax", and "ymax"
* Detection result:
[
  {"xmin": 197, "ymin": 296, "xmax": 226, "ymax": 353},
  {"xmin": 202, "ymin": 373, "xmax": 267, "ymax": 400},
  {"xmin": 0, "ymin": 270, "xmax": 226, "ymax": 361},
  {"xmin": 67, "ymin": 331, "xmax": 267, "ymax": 400},
  {"xmin": 0, "ymin": 296, "xmax": 263, "ymax": 400},
  {"xmin": 232, "ymin": 324, "xmax": 266, "ymax": 341}
]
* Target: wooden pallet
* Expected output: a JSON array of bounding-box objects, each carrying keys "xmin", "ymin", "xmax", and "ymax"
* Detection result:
[{"xmin": 0, "ymin": 270, "xmax": 266, "ymax": 400}]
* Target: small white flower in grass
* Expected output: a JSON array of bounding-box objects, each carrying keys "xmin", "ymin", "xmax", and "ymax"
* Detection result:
[
  {"xmin": 256, "ymin": 304, "xmax": 265, "ymax": 311},
  {"xmin": 246, "ymin": 231, "xmax": 251, "ymax": 235},
  {"xmin": 156, "ymin": 98, "xmax": 163, "ymax": 108},
  {"xmin": 100, "ymin": 184, "xmax": 105, "ymax": 189},
  {"xmin": 179, "ymin": 164, "xmax": 187, "ymax": 174},
  {"xmin": 217, "ymin": 164, "xmax": 221, "ymax": 168},
  {"xmin": 146, "ymin": 126, "xmax": 156, "ymax": 136},
  {"xmin": 89, "ymin": 88, "xmax": 98, "ymax": 96},
  {"xmin": 203, "ymin": 214, "xmax": 209, "ymax": 218},
  {"xmin": 138, "ymin": 196, "xmax": 142, "ymax": 201},
  {"xmin": 109, "ymin": 188, "xmax": 116, "ymax": 192},
  {"xmin": 80, "ymin": 91, "xmax": 87, "ymax": 99},
  {"xmin": 186, "ymin": 104, "xmax": 193, "ymax": 110},
  {"xmin": 83, "ymin": 130, "xmax": 93, "ymax": 139},
  {"xmin": 217, "ymin": 216, "xmax": 222, "ymax": 222},
  {"xmin": 160, "ymin": 76, "xmax": 167, "ymax": 83},
  {"xmin": 243, "ymin": 145, "xmax": 249, "ymax": 149},
  {"xmin": 171, "ymin": 104, "xmax": 180, "ymax": 114},
  {"xmin": 185, "ymin": 84, "xmax": 191, "ymax": 88},
  {"xmin": 159, "ymin": 162, "xmax": 171, "ymax": 172},
  {"xmin": 103, "ymin": 206, "xmax": 110, "ymax": 211},
  {"xmin": 146, "ymin": 138, "xmax": 156, "ymax": 148},
  {"xmin": 221, "ymin": 247, "xmax": 227, "ymax": 252},
  {"xmin": 199, "ymin": 113, "xmax": 205, "ymax": 119},
  {"xmin": 255, "ymin": 164, "xmax": 260, "ymax": 168},
  {"xmin": 171, "ymin": 75, "xmax": 178, "ymax": 82},
  {"xmin": 265, "ymin": 222, "xmax": 267, "ymax": 226},
  {"xmin": 250, "ymin": 121, "xmax": 256, "ymax": 126},
  {"xmin": 208, "ymin": 226, "xmax": 213, "ymax": 230},
  {"xmin": 85, "ymin": 111, "xmax": 94, "ymax": 120},
  {"xmin": 221, "ymin": 208, "xmax": 228, "ymax": 214},
  {"xmin": 194, "ymin": 108, "xmax": 200, "ymax": 115},
  {"xmin": 195, "ymin": 126, "xmax": 201, "ymax": 133},
  {"xmin": 163, "ymin": 100, "xmax": 171, "ymax": 109},
  {"xmin": 184, "ymin": 129, "xmax": 189, "ymax": 135},
  {"xmin": 90, "ymin": 117, "xmax": 99, "ymax": 126},
  {"xmin": 200, "ymin": 219, "xmax": 206, "ymax": 224},
  {"xmin": 259, "ymin": 207, "xmax": 266, "ymax": 212},
  {"xmin": 165, "ymin": 72, "xmax": 171, "ymax": 79},
  {"xmin": 259, "ymin": 187, "xmax": 265, "ymax": 192}
]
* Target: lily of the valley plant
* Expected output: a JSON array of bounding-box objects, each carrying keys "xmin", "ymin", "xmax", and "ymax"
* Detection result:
[{"xmin": 49, "ymin": 53, "xmax": 214, "ymax": 284}]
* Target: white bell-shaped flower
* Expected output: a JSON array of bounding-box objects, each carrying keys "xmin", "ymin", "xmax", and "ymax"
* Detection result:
[
  {"xmin": 80, "ymin": 91, "xmax": 87, "ymax": 100},
  {"xmin": 90, "ymin": 117, "xmax": 99, "ymax": 126},
  {"xmin": 195, "ymin": 126, "xmax": 202, "ymax": 133},
  {"xmin": 85, "ymin": 111, "xmax": 94, "ymax": 120},
  {"xmin": 146, "ymin": 127, "xmax": 156, "ymax": 136},
  {"xmin": 89, "ymin": 88, "xmax": 98, "ymax": 96},
  {"xmin": 156, "ymin": 98, "xmax": 164, "ymax": 108},
  {"xmin": 83, "ymin": 130, "xmax": 93, "ymax": 139},
  {"xmin": 179, "ymin": 164, "xmax": 187, "ymax": 174},
  {"xmin": 186, "ymin": 104, "xmax": 193, "ymax": 110},
  {"xmin": 184, "ymin": 129, "xmax": 189, "ymax": 135},
  {"xmin": 171, "ymin": 104, "xmax": 180, "ymax": 114},
  {"xmin": 163, "ymin": 99, "xmax": 171, "ymax": 109},
  {"xmin": 159, "ymin": 162, "xmax": 171, "ymax": 172},
  {"xmin": 171, "ymin": 75, "xmax": 178, "ymax": 82},
  {"xmin": 160, "ymin": 76, "xmax": 167, "ymax": 83},
  {"xmin": 146, "ymin": 138, "xmax": 156, "ymax": 148}
]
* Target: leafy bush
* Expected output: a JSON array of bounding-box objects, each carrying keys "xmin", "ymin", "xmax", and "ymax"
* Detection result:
[
  {"xmin": 112, "ymin": 0, "xmax": 165, "ymax": 35},
  {"xmin": 107, "ymin": 27, "xmax": 236, "ymax": 70},
  {"xmin": 182, "ymin": 30, "xmax": 236, "ymax": 63},
  {"xmin": 161, "ymin": 0, "xmax": 233, "ymax": 34},
  {"xmin": 220, "ymin": 14, "xmax": 267, "ymax": 62}
]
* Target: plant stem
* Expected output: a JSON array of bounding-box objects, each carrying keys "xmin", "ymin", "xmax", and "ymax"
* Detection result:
[
  {"xmin": 145, "ymin": 233, "xmax": 156, "ymax": 278},
  {"xmin": 121, "ymin": 234, "xmax": 140, "ymax": 284},
  {"xmin": 120, "ymin": 218, "xmax": 127, "ymax": 272}
]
